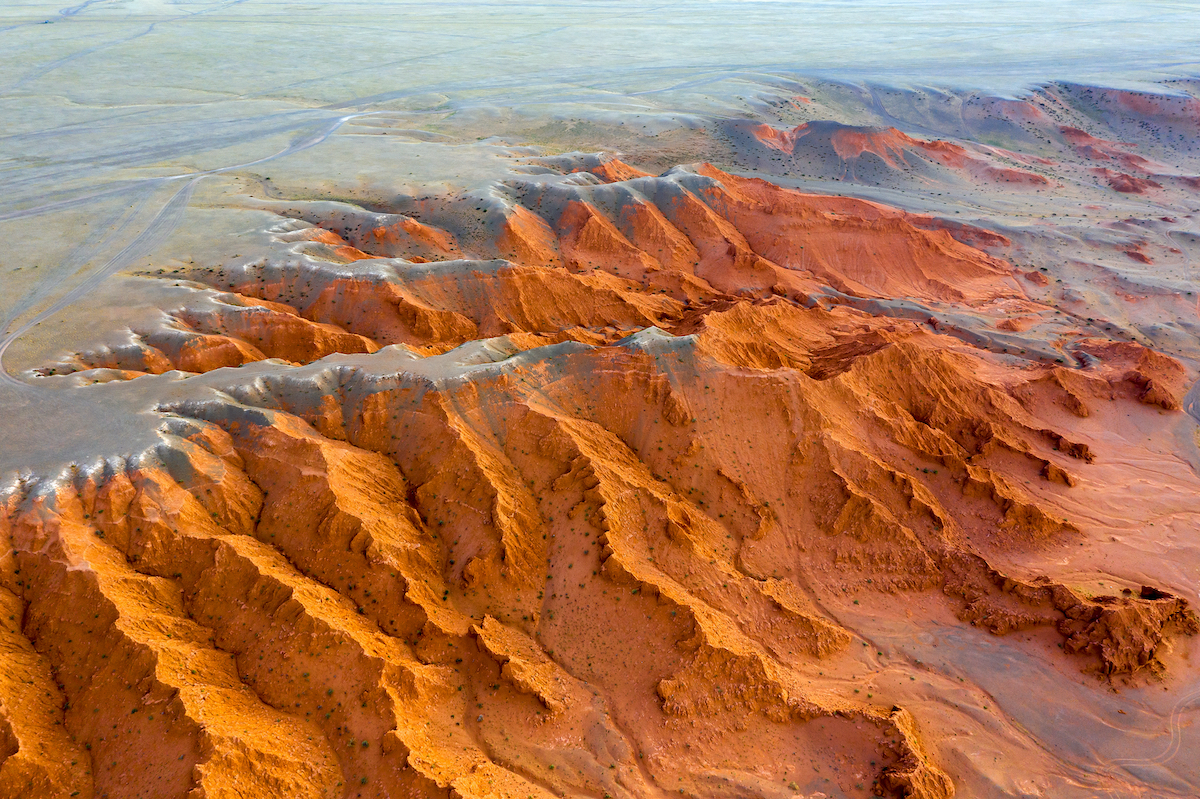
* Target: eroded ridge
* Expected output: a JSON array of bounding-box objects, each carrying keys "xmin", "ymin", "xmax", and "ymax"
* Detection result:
[
  {"xmin": 39, "ymin": 161, "xmax": 1042, "ymax": 380},
  {"xmin": 5, "ymin": 161, "xmax": 1197, "ymax": 799}
]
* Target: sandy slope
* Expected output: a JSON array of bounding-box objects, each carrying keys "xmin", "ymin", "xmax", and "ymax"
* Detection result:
[{"xmin": 3, "ymin": 145, "xmax": 1199, "ymax": 799}]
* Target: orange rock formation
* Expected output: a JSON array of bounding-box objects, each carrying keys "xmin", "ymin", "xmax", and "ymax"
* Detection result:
[
  {"xmin": 732, "ymin": 121, "xmax": 1050, "ymax": 186},
  {"xmin": 3, "ymin": 161, "xmax": 1195, "ymax": 799}
]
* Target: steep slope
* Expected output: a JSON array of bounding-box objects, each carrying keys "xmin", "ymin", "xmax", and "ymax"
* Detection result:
[{"xmin": 3, "ymin": 159, "xmax": 1197, "ymax": 799}]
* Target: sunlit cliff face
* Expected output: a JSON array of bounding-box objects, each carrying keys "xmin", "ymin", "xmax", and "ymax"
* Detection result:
[{"xmin": 4, "ymin": 4, "xmax": 1200, "ymax": 799}]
